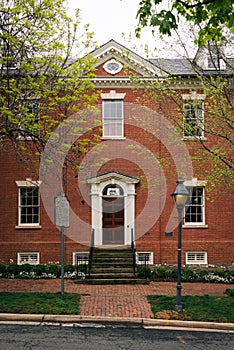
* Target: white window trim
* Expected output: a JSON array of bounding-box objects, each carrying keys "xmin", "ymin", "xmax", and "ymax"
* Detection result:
[
  {"xmin": 17, "ymin": 252, "xmax": 40, "ymax": 265},
  {"xmin": 17, "ymin": 98, "xmax": 40, "ymax": 140},
  {"xmin": 136, "ymin": 252, "xmax": 154, "ymax": 265},
  {"xmin": 16, "ymin": 179, "xmax": 41, "ymax": 228},
  {"xmin": 206, "ymin": 57, "xmax": 226, "ymax": 70},
  {"xmin": 103, "ymin": 59, "xmax": 123, "ymax": 75},
  {"xmin": 101, "ymin": 90, "xmax": 126, "ymax": 139},
  {"xmin": 183, "ymin": 178, "xmax": 207, "ymax": 227},
  {"xmin": 182, "ymin": 93, "xmax": 206, "ymax": 140},
  {"xmin": 72, "ymin": 252, "xmax": 89, "ymax": 266},
  {"xmin": 186, "ymin": 252, "xmax": 208, "ymax": 265}
]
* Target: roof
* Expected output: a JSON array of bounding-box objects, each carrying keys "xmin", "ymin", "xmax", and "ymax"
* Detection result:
[
  {"xmin": 149, "ymin": 58, "xmax": 195, "ymax": 76},
  {"xmin": 91, "ymin": 40, "xmax": 234, "ymax": 78},
  {"xmin": 150, "ymin": 57, "xmax": 234, "ymax": 76}
]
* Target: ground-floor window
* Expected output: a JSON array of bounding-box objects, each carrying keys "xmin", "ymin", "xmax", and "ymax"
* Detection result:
[
  {"xmin": 16, "ymin": 179, "xmax": 41, "ymax": 227},
  {"xmin": 184, "ymin": 186, "xmax": 205, "ymax": 225},
  {"xmin": 186, "ymin": 251, "xmax": 207, "ymax": 265},
  {"xmin": 17, "ymin": 252, "xmax": 39, "ymax": 265}
]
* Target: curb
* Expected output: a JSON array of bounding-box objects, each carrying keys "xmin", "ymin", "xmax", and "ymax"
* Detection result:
[{"xmin": 0, "ymin": 314, "xmax": 234, "ymax": 331}]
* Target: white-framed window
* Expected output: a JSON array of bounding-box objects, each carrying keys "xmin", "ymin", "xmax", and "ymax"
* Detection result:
[
  {"xmin": 183, "ymin": 99, "xmax": 204, "ymax": 138},
  {"xmin": 103, "ymin": 59, "xmax": 123, "ymax": 75},
  {"xmin": 16, "ymin": 179, "xmax": 40, "ymax": 227},
  {"xmin": 184, "ymin": 186, "xmax": 205, "ymax": 225},
  {"xmin": 101, "ymin": 90, "xmax": 126, "ymax": 138},
  {"xmin": 73, "ymin": 252, "xmax": 89, "ymax": 266},
  {"xmin": 17, "ymin": 252, "xmax": 39, "ymax": 265},
  {"xmin": 207, "ymin": 57, "xmax": 226, "ymax": 70},
  {"xmin": 18, "ymin": 98, "xmax": 40, "ymax": 139},
  {"xmin": 136, "ymin": 252, "xmax": 153, "ymax": 265},
  {"xmin": 186, "ymin": 252, "xmax": 207, "ymax": 265}
]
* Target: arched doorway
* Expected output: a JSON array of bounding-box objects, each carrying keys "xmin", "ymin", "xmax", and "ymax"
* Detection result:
[
  {"xmin": 102, "ymin": 184, "xmax": 124, "ymax": 244},
  {"xmin": 87, "ymin": 171, "xmax": 139, "ymax": 246}
]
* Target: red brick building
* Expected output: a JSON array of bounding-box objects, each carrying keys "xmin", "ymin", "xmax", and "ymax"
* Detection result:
[{"xmin": 0, "ymin": 40, "xmax": 233, "ymax": 268}]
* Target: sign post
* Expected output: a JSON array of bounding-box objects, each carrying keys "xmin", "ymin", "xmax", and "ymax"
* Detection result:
[{"xmin": 54, "ymin": 192, "xmax": 70, "ymax": 296}]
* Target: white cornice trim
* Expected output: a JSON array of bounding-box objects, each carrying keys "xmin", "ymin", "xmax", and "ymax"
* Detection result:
[
  {"xmin": 87, "ymin": 171, "xmax": 140, "ymax": 185},
  {"xmin": 91, "ymin": 39, "xmax": 168, "ymax": 77}
]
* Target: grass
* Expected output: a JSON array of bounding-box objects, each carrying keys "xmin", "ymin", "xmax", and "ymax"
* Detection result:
[
  {"xmin": 0, "ymin": 292, "xmax": 80, "ymax": 315},
  {"xmin": 0, "ymin": 292, "xmax": 233, "ymax": 323},
  {"xmin": 147, "ymin": 295, "xmax": 234, "ymax": 323}
]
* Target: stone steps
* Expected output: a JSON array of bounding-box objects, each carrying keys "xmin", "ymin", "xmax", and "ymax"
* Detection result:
[{"xmin": 84, "ymin": 246, "xmax": 146, "ymax": 284}]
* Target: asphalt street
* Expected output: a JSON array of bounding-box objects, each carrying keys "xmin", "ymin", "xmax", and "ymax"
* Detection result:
[{"xmin": 0, "ymin": 324, "xmax": 234, "ymax": 350}]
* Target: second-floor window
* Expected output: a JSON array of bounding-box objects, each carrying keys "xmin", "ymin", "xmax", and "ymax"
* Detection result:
[
  {"xmin": 183, "ymin": 100, "xmax": 204, "ymax": 138},
  {"xmin": 19, "ymin": 187, "xmax": 40, "ymax": 226},
  {"xmin": 101, "ymin": 90, "xmax": 125, "ymax": 138},
  {"xmin": 102, "ymin": 100, "xmax": 124, "ymax": 137},
  {"xmin": 18, "ymin": 99, "xmax": 40, "ymax": 139}
]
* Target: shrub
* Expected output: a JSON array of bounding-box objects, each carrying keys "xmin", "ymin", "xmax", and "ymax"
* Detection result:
[
  {"xmin": 64, "ymin": 264, "xmax": 75, "ymax": 273},
  {"xmin": 213, "ymin": 269, "xmax": 225, "ymax": 277},
  {"xmin": 227, "ymin": 269, "xmax": 234, "ymax": 277},
  {"xmin": 197, "ymin": 269, "xmax": 209, "ymax": 281},
  {"xmin": 166, "ymin": 267, "xmax": 178, "ymax": 280},
  {"xmin": 225, "ymin": 289, "xmax": 234, "ymax": 297},
  {"xmin": 34, "ymin": 264, "xmax": 47, "ymax": 277},
  {"xmin": 77, "ymin": 263, "xmax": 87, "ymax": 274},
  {"xmin": 6, "ymin": 264, "xmax": 21, "ymax": 277},
  {"xmin": 182, "ymin": 268, "xmax": 196, "ymax": 282},
  {"xmin": 155, "ymin": 266, "xmax": 168, "ymax": 279},
  {"xmin": 137, "ymin": 266, "xmax": 151, "ymax": 278},
  {"xmin": 20, "ymin": 264, "xmax": 33, "ymax": 273},
  {"xmin": 47, "ymin": 264, "xmax": 60, "ymax": 277},
  {"xmin": 0, "ymin": 263, "xmax": 6, "ymax": 276}
]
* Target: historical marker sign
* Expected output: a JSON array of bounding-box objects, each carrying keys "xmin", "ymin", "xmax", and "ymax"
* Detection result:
[{"xmin": 54, "ymin": 192, "xmax": 70, "ymax": 228}]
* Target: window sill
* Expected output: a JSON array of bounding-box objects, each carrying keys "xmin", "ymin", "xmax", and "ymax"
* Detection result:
[
  {"xmin": 15, "ymin": 225, "xmax": 42, "ymax": 229},
  {"xmin": 183, "ymin": 225, "xmax": 208, "ymax": 229},
  {"xmin": 101, "ymin": 137, "xmax": 126, "ymax": 140},
  {"xmin": 186, "ymin": 262, "xmax": 208, "ymax": 265},
  {"xmin": 182, "ymin": 137, "xmax": 207, "ymax": 141}
]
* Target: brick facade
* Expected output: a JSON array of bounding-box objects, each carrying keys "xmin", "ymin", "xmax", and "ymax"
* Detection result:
[{"xmin": 0, "ymin": 40, "xmax": 233, "ymax": 267}]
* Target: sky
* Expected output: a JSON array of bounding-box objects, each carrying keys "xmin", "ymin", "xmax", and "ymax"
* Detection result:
[
  {"xmin": 68, "ymin": 0, "xmax": 174, "ymax": 58},
  {"xmin": 67, "ymin": 0, "xmax": 204, "ymax": 59}
]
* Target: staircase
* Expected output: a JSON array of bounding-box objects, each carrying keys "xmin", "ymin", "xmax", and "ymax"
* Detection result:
[{"xmin": 85, "ymin": 246, "xmax": 146, "ymax": 284}]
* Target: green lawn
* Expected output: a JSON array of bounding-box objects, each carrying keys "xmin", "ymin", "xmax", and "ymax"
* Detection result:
[
  {"xmin": 0, "ymin": 292, "xmax": 233, "ymax": 323},
  {"xmin": 147, "ymin": 295, "xmax": 234, "ymax": 323},
  {"xmin": 0, "ymin": 292, "xmax": 80, "ymax": 315}
]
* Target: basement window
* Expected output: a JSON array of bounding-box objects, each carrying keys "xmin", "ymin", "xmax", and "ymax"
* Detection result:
[
  {"xmin": 17, "ymin": 252, "xmax": 39, "ymax": 265},
  {"xmin": 186, "ymin": 252, "xmax": 207, "ymax": 265},
  {"xmin": 73, "ymin": 252, "xmax": 89, "ymax": 266},
  {"xmin": 136, "ymin": 252, "xmax": 153, "ymax": 265}
]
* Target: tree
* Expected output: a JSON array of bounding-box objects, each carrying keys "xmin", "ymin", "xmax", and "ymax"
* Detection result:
[
  {"xmin": 129, "ymin": 38, "xmax": 234, "ymax": 191},
  {"xmin": 136, "ymin": 0, "xmax": 234, "ymax": 46},
  {"xmin": 0, "ymin": 0, "xmax": 99, "ymax": 170}
]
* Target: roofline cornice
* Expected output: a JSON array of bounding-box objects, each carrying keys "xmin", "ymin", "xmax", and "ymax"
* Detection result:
[{"xmin": 90, "ymin": 76, "xmax": 203, "ymax": 89}]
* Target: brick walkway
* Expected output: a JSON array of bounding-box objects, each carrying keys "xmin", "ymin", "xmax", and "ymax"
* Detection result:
[{"xmin": 0, "ymin": 279, "xmax": 232, "ymax": 318}]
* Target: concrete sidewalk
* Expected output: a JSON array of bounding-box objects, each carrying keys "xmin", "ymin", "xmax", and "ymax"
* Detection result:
[{"xmin": 0, "ymin": 279, "xmax": 233, "ymax": 331}]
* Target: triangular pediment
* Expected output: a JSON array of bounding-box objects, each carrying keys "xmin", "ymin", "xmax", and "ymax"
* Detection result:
[
  {"xmin": 87, "ymin": 171, "xmax": 140, "ymax": 184},
  {"xmin": 91, "ymin": 39, "xmax": 168, "ymax": 77}
]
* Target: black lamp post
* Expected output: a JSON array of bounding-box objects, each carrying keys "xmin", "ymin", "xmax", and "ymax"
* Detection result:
[{"xmin": 171, "ymin": 179, "xmax": 189, "ymax": 312}]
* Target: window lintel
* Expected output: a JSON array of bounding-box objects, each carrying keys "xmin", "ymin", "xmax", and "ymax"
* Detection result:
[
  {"xmin": 182, "ymin": 93, "xmax": 206, "ymax": 101},
  {"xmin": 16, "ymin": 179, "xmax": 41, "ymax": 187},
  {"xmin": 184, "ymin": 178, "xmax": 207, "ymax": 187},
  {"xmin": 101, "ymin": 90, "xmax": 126, "ymax": 100}
]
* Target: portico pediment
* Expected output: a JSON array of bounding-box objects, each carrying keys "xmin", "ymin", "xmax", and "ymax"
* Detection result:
[{"xmin": 87, "ymin": 171, "xmax": 139, "ymax": 185}]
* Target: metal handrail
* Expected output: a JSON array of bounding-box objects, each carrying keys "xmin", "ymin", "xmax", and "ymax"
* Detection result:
[
  {"xmin": 131, "ymin": 228, "xmax": 136, "ymax": 276},
  {"xmin": 88, "ymin": 228, "xmax": 94, "ymax": 275}
]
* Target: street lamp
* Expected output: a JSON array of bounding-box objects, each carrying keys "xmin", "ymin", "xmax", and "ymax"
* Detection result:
[{"xmin": 171, "ymin": 179, "xmax": 189, "ymax": 312}]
